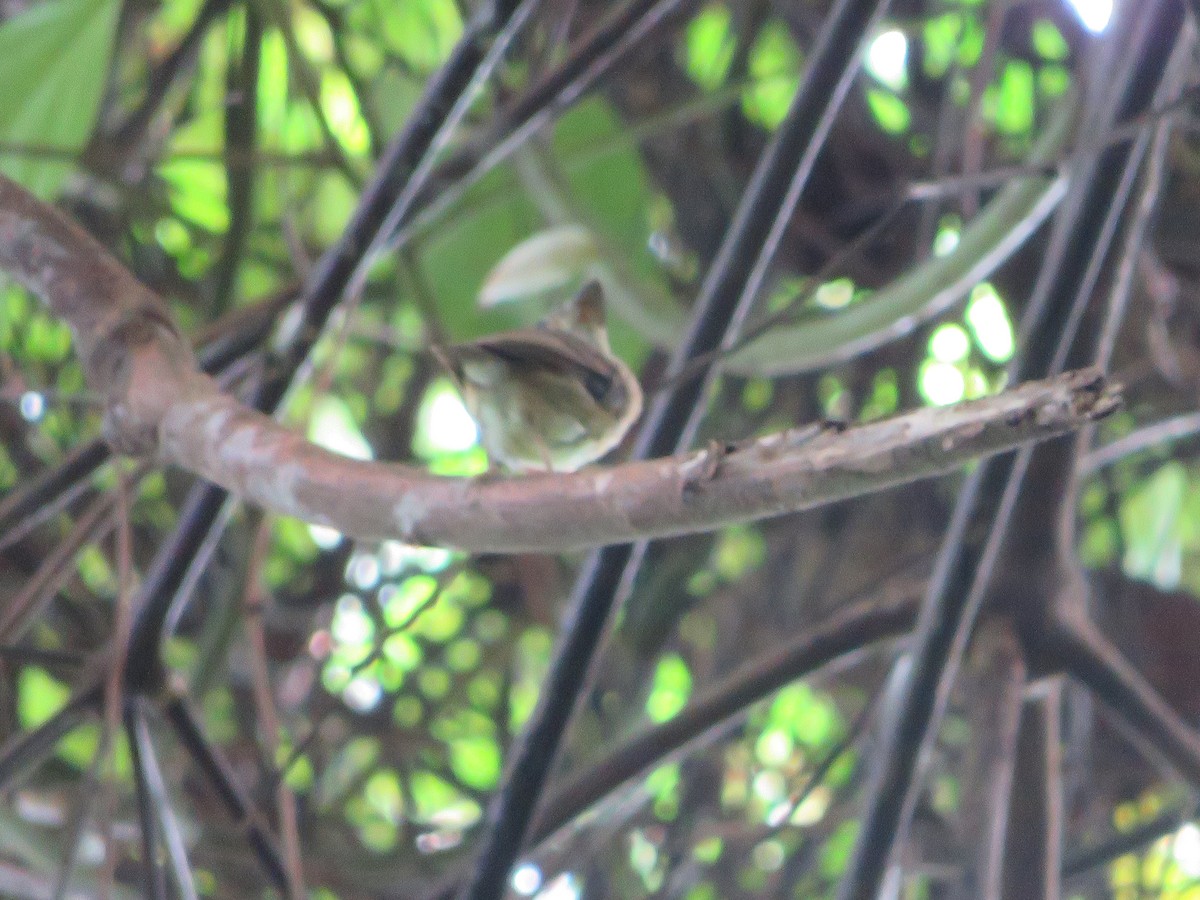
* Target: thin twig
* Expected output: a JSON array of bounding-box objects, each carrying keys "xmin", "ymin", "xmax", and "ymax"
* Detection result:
[
  {"xmin": 242, "ymin": 517, "xmax": 307, "ymax": 898},
  {"xmin": 128, "ymin": 701, "xmax": 199, "ymax": 900}
]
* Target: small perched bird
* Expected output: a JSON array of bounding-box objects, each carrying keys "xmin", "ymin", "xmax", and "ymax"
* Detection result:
[{"xmin": 433, "ymin": 281, "xmax": 643, "ymax": 473}]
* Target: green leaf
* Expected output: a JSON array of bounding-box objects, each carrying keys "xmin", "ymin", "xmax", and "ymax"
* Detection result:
[
  {"xmin": 866, "ymin": 88, "xmax": 911, "ymax": 134},
  {"xmin": 479, "ymin": 225, "xmax": 599, "ymax": 307},
  {"xmin": 686, "ymin": 4, "xmax": 736, "ymax": 91},
  {"xmin": 374, "ymin": 0, "xmax": 462, "ymax": 71},
  {"xmin": 646, "ymin": 653, "xmax": 692, "ymax": 723},
  {"xmin": 448, "ymin": 735, "xmax": 501, "ymax": 790},
  {"xmin": 158, "ymin": 143, "xmax": 230, "ymax": 234},
  {"xmin": 743, "ymin": 20, "xmax": 802, "ymax": 129},
  {"xmin": 0, "ymin": 0, "xmax": 120, "ymax": 198},
  {"xmin": 410, "ymin": 769, "xmax": 479, "ymax": 824},
  {"xmin": 1031, "ymin": 20, "xmax": 1070, "ymax": 61},
  {"xmin": 821, "ymin": 820, "xmax": 861, "ymax": 879},
  {"xmin": 712, "ymin": 525, "xmax": 765, "ymax": 581},
  {"xmin": 553, "ymin": 98, "xmax": 650, "ymax": 259},
  {"xmin": 419, "ymin": 168, "xmax": 542, "ymax": 339},
  {"xmin": 922, "ymin": 14, "xmax": 963, "ymax": 78},
  {"xmin": 991, "ymin": 61, "xmax": 1036, "ymax": 136},
  {"xmin": 1121, "ymin": 463, "xmax": 1188, "ymax": 588},
  {"xmin": 18, "ymin": 667, "xmax": 69, "ymax": 729}
]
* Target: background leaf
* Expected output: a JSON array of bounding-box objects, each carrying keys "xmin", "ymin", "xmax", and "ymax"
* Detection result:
[{"xmin": 0, "ymin": 0, "xmax": 120, "ymax": 198}]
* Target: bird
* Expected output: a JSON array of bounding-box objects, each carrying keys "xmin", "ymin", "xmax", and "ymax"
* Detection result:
[{"xmin": 433, "ymin": 280, "xmax": 643, "ymax": 473}]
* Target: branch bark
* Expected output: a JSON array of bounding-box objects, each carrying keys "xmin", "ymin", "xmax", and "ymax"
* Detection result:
[
  {"xmin": 1001, "ymin": 679, "xmax": 1064, "ymax": 900},
  {"xmin": 1, "ymin": 173, "xmax": 1119, "ymax": 552}
]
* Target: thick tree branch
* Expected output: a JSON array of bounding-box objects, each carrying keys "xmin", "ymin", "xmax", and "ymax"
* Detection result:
[
  {"xmin": 159, "ymin": 373, "xmax": 1115, "ymax": 551},
  {"xmin": 0, "ymin": 173, "xmax": 1118, "ymax": 552}
]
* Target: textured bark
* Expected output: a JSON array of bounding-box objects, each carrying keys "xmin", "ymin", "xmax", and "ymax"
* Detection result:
[{"xmin": 0, "ymin": 173, "xmax": 1119, "ymax": 552}]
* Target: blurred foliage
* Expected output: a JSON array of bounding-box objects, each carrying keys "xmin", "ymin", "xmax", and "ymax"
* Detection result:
[
  {"xmin": 0, "ymin": 0, "xmax": 119, "ymax": 197},
  {"xmin": 1, "ymin": 0, "xmax": 1198, "ymax": 897}
]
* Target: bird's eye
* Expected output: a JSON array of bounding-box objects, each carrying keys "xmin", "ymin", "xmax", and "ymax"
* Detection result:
[{"xmin": 583, "ymin": 370, "xmax": 614, "ymax": 403}]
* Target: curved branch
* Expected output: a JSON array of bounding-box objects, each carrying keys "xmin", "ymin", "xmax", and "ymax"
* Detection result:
[
  {"xmin": 159, "ymin": 370, "xmax": 1115, "ymax": 551},
  {"xmin": 0, "ymin": 172, "xmax": 1119, "ymax": 552}
]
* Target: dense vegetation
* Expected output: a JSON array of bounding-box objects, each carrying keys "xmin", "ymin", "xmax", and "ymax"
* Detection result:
[{"xmin": 3, "ymin": 0, "xmax": 1200, "ymax": 897}]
